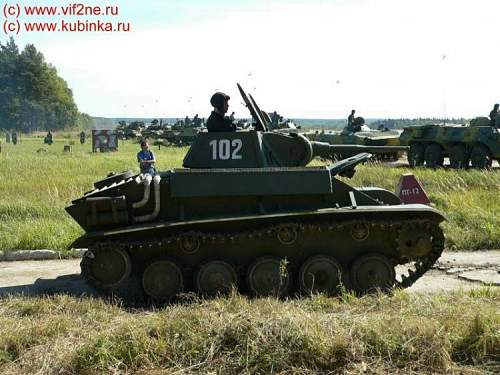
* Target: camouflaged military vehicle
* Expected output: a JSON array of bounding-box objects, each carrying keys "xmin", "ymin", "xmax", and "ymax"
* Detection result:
[
  {"xmin": 66, "ymin": 84, "xmax": 445, "ymax": 303},
  {"xmin": 400, "ymin": 120, "xmax": 499, "ymax": 168}
]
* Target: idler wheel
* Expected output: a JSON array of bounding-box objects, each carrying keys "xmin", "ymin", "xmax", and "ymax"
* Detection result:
[
  {"xmin": 196, "ymin": 261, "xmax": 238, "ymax": 297},
  {"xmin": 350, "ymin": 254, "xmax": 395, "ymax": 294},
  {"xmin": 299, "ymin": 255, "xmax": 343, "ymax": 295},
  {"xmin": 81, "ymin": 247, "xmax": 131, "ymax": 289},
  {"xmin": 142, "ymin": 260, "xmax": 184, "ymax": 302},
  {"xmin": 247, "ymin": 257, "xmax": 290, "ymax": 297}
]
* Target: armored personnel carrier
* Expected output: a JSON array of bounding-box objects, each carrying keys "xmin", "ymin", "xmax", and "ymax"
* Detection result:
[
  {"xmin": 66, "ymin": 84, "xmax": 445, "ymax": 303},
  {"xmin": 400, "ymin": 120, "xmax": 499, "ymax": 168}
]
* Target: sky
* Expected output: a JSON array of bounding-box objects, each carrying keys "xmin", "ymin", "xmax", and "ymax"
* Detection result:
[{"xmin": 6, "ymin": 0, "xmax": 500, "ymax": 119}]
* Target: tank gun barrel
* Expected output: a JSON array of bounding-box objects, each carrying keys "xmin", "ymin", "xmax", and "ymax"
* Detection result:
[{"xmin": 310, "ymin": 141, "xmax": 408, "ymax": 160}]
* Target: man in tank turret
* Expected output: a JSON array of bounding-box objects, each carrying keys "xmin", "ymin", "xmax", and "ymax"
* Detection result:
[
  {"xmin": 137, "ymin": 140, "xmax": 156, "ymax": 175},
  {"xmin": 347, "ymin": 109, "xmax": 356, "ymax": 130},
  {"xmin": 489, "ymin": 103, "xmax": 499, "ymax": 128},
  {"xmin": 206, "ymin": 92, "xmax": 236, "ymax": 132}
]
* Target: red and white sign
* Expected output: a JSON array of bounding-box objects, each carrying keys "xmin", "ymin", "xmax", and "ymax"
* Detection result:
[{"xmin": 396, "ymin": 173, "xmax": 431, "ymax": 205}]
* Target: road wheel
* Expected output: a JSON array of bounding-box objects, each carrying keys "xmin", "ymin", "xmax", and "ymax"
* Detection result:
[
  {"xmin": 247, "ymin": 257, "xmax": 290, "ymax": 297},
  {"xmin": 408, "ymin": 143, "xmax": 424, "ymax": 167},
  {"xmin": 142, "ymin": 260, "xmax": 184, "ymax": 302},
  {"xmin": 81, "ymin": 247, "xmax": 131, "ymax": 290},
  {"xmin": 424, "ymin": 143, "xmax": 444, "ymax": 168},
  {"xmin": 299, "ymin": 255, "xmax": 343, "ymax": 295},
  {"xmin": 196, "ymin": 261, "xmax": 238, "ymax": 297},
  {"xmin": 470, "ymin": 144, "xmax": 492, "ymax": 169},
  {"xmin": 350, "ymin": 254, "xmax": 395, "ymax": 294},
  {"xmin": 450, "ymin": 144, "xmax": 469, "ymax": 169}
]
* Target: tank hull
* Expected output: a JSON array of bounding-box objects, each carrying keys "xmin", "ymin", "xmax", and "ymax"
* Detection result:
[{"xmin": 67, "ymin": 168, "xmax": 444, "ymax": 303}]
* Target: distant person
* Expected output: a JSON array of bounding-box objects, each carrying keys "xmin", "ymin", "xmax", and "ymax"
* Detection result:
[
  {"xmin": 347, "ymin": 109, "xmax": 356, "ymax": 129},
  {"xmin": 206, "ymin": 92, "xmax": 235, "ymax": 132},
  {"xmin": 44, "ymin": 130, "xmax": 53, "ymax": 145},
  {"xmin": 489, "ymin": 103, "xmax": 499, "ymax": 127},
  {"xmin": 80, "ymin": 131, "xmax": 86, "ymax": 144},
  {"xmin": 12, "ymin": 131, "xmax": 17, "ymax": 145},
  {"xmin": 5, "ymin": 132, "xmax": 10, "ymax": 143},
  {"xmin": 137, "ymin": 140, "xmax": 156, "ymax": 175},
  {"xmin": 184, "ymin": 116, "xmax": 191, "ymax": 126},
  {"xmin": 271, "ymin": 111, "xmax": 279, "ymax": 126},
  {"xmin": 229, "ymin": 112, "xmax": 235, "ymax": 122},
  {"xmin": 193, "ymin": 114, "xmax": 202, "ymax": 127}
]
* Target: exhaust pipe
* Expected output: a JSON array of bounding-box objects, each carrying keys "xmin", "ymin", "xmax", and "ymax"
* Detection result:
[
  {"xmin": 132, "ymin": 175, "xmax": 153, "ymax": 209},
  {"xmin": 133, "ymin": 175, "xmax": 161, "ymax": 222}
]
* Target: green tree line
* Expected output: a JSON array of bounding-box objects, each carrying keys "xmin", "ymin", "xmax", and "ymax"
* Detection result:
[{"xmin": 0, "ymin": 37, "xmax": 91, "ymax": 132}]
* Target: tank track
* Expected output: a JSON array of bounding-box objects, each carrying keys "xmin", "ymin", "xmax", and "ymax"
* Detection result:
[{"xmin": 81, "ymin": 218, "xmax": 444, "ymax": 302}]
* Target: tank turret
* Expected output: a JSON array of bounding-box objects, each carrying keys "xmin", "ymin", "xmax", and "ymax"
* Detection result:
[
  {"xmin": 66, "ymin": 83, "xmax": 445, "ymax": 304},
  {"xmin": 184, "ymin": 131, "xmax": 408, "ymax": 169}
]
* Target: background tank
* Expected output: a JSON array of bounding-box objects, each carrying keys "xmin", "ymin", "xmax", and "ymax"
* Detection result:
[
  {"xmin": 238, "ymin": 85, "xmax": 407, "ymax": 160},
  {"xmin": 400, "ymin": 121, "xmax": 499, "ymax": 168},
  {"xmin": 163, "ymin": 125, "xmax": 205, "ymax": 146},
  {"xmin": 304, "ymin": 126, "xmax": 405, "ymax": 161},
  {"xmin": 66, "ymin": 84, "xmax": 445, "ymax": 304}
]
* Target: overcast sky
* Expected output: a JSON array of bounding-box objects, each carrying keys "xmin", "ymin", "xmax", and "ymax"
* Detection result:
[{"xmin": 9, "ymin": 0, "xmax": 500, "ymax": 119}]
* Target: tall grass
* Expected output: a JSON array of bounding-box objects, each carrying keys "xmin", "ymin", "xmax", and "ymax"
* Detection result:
[
  {"xmin": 0, "ymin": 135, "xmax": 498, "ymax": 251},
  {"xmin": 0, "ymin": 290, "xmax": 498, "ymax": 373}
]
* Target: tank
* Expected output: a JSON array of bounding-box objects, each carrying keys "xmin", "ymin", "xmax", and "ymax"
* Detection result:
[
  {"xmin": 304, "ymin": 127, "xmax": 406, "ymax": 161},
  {"xmin": 66, "ymin": 84, "xmax": 445, "ymax": 303},
  {"xmin": 400, "ymin": 121, "xmax": 500, "ymax": 168},
  {"xmin": 163, "ymin": 125, "xmax": 205, "ymax": 146}
]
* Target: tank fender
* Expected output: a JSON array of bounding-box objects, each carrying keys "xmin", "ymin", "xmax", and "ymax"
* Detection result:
[{"xmin": 68, "ymin": 234, "xmax": 95, "ymax": 250}]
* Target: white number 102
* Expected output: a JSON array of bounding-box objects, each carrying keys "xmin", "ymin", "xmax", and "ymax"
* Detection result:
[{"xmin": 209, "ymin": 139, "xmax": 243, "ymax": 160}]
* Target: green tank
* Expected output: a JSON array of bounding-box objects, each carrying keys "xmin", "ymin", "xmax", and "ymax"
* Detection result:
[
  {"xmin": 164, "ymin": 125, "xmax": 204, "ymax": 146},
  {"xmin": 399, "ymin": 121, "xmax": 499, "ymax": 168},
  {"xmin": 66, "ymin": 84, "xmax": 445, "ymax": 303},
  {"xmin": 304, "ymin": 127, "xmax": 406, "ymax": 161}
]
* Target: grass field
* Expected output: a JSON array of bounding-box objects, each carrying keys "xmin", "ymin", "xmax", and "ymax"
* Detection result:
[
  {"xmin": 0, "ymin": 134, "xmax": 499, "ymax": 252},
  {"xmin": 0, "ymin": 289, "xmax": 498, "ymax": 374}
]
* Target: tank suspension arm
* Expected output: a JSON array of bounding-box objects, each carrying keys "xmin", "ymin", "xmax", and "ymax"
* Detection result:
[
  {"xmin": 132, "ymin": 175, "xmax": 161, "ymax": 223},
  {"xmin": 132, "ymin": 175, "xmax": 153, "ymax": 209}
]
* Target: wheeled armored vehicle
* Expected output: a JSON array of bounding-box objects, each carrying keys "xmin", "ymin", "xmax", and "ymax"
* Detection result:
[
  {"xmin": 66, "ymin": 84, "xmax": 445, "ymax": 303},
  {"xmin": 400, "ymin": 121, "xmax": 499, "ymax": 168}
]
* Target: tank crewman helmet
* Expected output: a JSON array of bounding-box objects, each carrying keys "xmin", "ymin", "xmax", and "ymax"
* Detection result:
[{"xmin": 210, "ymin": 92, "xmax": 230, "ymax": 111}]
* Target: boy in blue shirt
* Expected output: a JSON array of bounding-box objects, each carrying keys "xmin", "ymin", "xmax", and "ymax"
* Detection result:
[{"xmin": 137, "ymin": 141, "xmax": 156, "ymax": 175}]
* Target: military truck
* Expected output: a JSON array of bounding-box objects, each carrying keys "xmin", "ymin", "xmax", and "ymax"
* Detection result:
[
  {"xmin": 66, "ymin": 84, "xmax": 445, "ymax": 303},
  {"xmin": 400, "ymin": 120, "xmax": 499, "ymax": 168}
]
